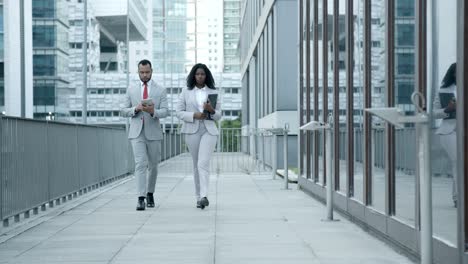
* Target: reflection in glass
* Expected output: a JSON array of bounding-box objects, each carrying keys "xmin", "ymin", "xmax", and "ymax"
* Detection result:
[
  {"xmin": 353, "ymin": 0, "xmax": 365, "ymax": 202},
  {"xmin": 309, "ymin": 0, "xmax": 315, "ymax": 181},
  {"xmin": 394, "ymin": 0, "xmax": 416, "ymax": 226},
  {"xmin": 370, "ymin": 0, "xmax": 386, "ymax": 212},
  {"xmin": 337, "ymin": 3, "xmax": 347, "ymax": 193},
  {"xmin": 318, "ymin": 0, "xmax": 324, "ymax": 185},
  {"xmin": 432, "ymin": 62, "xmax": 458, "ymax": 244}
]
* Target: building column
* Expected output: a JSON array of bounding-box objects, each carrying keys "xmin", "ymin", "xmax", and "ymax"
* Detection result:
[{"xmin": 4, "ymin": 0, "xmax": 33, "ymax": 118}]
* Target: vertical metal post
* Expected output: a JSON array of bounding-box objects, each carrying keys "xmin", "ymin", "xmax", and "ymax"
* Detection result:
[
  {"xmin": 419, "ymin": 116, "xmax": 433, "ymax": 264},
  {"xmin": 272, "ymin": 133, "xmax": 277, "ymax": 179},
  {"xmin": 283, "ymin": 127, "xmax": 289, "ymax": 189},
  {"xmin": 261, "ymin": 131, "xmax": 265, "ymax": 170},
  {"xmin": 326, "ymin": 126, "xmax": 334, "ymax": 220}
]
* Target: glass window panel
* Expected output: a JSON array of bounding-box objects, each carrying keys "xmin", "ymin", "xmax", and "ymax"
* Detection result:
[
  {"xmin": 352, "ymin": 0, "xmax": 365, "ymax": 202},
  {"xmin": 308, "ymin": 0, "xmax": 315, "ymax": 181},
  {"xmin": 430, "ymin": 0, "xmax": 458, "ymax": 245},
  {"xmin": 327, "ymin": 0, "xmax": 335, "ymax": 188},
  {"xmin": 396, "ymin": 24, "xmax": 415, "ymax": 46},
  {"xmin": 396, "ymin": 0, "xmax": 414, "ymax": 18},
  {"xmin": 370, "ymin": 1, "xmax": 386, "ymax": 212},
  {"xmin": 338, "ymin": 3, "xmax": 347, "ymax": 193},
  {"xmin": 33, "ymin": 55, "xmax": 56, "ymax": 76},
  {"xmin": 33, "ymin": 25, "xmax": 55, "ymax": 47},
  {"xmin": 317, "ymin": 0, "xmax": 324, "ymax": 185},
  {"xmin": 394, "ymin": 1, "xmax": 416, "ymax": 226},
  {"xmin": 32, "ymin": 0, "xmax": 55, "ymax": 18},
  {"xmin": 33, "ymin": 85, "xmax": 55, "ymax": 106}
]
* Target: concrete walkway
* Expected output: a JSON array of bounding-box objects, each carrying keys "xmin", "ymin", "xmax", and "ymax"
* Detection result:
[{"xmin": 0, "ymin": 157, "xmax": 416, "ymax": 264}]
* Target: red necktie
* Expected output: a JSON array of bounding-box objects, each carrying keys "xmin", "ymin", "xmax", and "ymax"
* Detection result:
[
  {"xmin": 143, "ymin": 82, "xmax": 148, "ymax": 99},
  {"xmin": 142, "ymin": 82, "xmax": 148, "ymax": 125}
]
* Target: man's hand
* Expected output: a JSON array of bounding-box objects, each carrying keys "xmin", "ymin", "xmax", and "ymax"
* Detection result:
[
  {"xmin": 142, "ymin": 104, "xmax": 155, "ymax": 116},
  {"xmin": 135, "ymin": 103, "xmax": 144, "ymax": 113},
  {"xmin": 193, "ymin": 112, "xmax": 207, "ymax": 120},
  {"xmin": 203, "ymin": 101, "xmax": 215, "ymax": 114}
]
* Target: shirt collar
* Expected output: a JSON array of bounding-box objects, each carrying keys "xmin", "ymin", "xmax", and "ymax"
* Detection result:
[
  {"xmin": 195, "ymin": 86, "xmax": 207, "ymax": 91},
  {"xmin": 140, "ymin": 79, "xmax": 151, "ymax": 87}
]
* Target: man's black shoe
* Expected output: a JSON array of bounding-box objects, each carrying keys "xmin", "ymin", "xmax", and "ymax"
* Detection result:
[
  {"xmin": 200, "ymin": 197, "xmax": 209, "ymax": 207},
  {"xmin": 136, "ymin": 197, "xmax": 145, "ymax": 211},
  {"xmin": 147, "ymin": 193, "xmax": 155, "ymax": 208}
]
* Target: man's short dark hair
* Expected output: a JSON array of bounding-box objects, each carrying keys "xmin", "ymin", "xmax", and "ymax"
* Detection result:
[{"xmin": 138, "ymin": 59, "xmax": 152, "ymax": 69}]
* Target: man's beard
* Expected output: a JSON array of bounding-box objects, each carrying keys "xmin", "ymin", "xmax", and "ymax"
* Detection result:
[{"xmin": 140, "ymin": 76, "xmax": 151, "ymax": 83}]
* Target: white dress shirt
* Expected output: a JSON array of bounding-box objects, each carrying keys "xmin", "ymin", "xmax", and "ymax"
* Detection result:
[{"xmin": 194, "ymin": 86, "xmax": 208, "ymax": 112}]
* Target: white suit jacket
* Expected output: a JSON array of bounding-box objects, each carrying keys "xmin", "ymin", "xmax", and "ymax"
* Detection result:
[
  {"xmin": 120, "ymin": 79, "xmax": 169, "ymax": 140},
  {"xmin": 433, "ymin": 84, "xmax": 456, "ymax": 135},
  {"xmin": 176, "ymin": 87, "xmax": 221, "ymax": 136}
]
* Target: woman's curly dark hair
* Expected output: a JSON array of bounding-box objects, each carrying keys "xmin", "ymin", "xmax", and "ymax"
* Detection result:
[
  {"xmin": 441, "ymin": 63, "xmax": 456, "ymax": 88},
  {"xmin": 186, "ymin": 63, "xmax": 216, "ymax": 90}
]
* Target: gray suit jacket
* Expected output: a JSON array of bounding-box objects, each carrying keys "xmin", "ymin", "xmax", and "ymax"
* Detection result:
[
  {"xmin": 120, "ymin": 79, "xmax": 169, "ymax": 140},
  {"xmin": 176, "ymin": 88, "xmax": 221, "ymax": 136},
  {"xmin": 433, "ymin": 85, "xmax": 456, "ymax": 135}
]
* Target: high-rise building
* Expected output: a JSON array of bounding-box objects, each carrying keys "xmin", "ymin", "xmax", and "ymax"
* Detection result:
[
  {"xmin": 153, "ymin": 0, "xmax": 188, "ymax": 74},
  {"xmin": 32, "ymin": 0, "xmax": 70, "ymax": 120},
  {"xmin": 223, "ymin": 0, "xmax": 241, "ymax": 73},
  {"xmin": 394, "ymin": 0, "xmax": 415, "ymax": 112},
  {"xmin": 67, "ymin": 0, "xmax": 148, "ymax": 125}
]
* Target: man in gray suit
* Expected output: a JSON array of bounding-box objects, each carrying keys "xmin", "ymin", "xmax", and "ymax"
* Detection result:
[{"xmin": 121, "ymin": 60, "xmax": 168, "ymax": 210}]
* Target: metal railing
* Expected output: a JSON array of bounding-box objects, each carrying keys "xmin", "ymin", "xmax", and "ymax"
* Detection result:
[
  {"xmin": 0, "ymin": 116, "xmax": 133, "ymax": 227},
  {"xmin": 0, "ymin": 122, "xmax": 273, "ymax": 227},
  {"xmin": 158, "ymin": 128, "xmax": 258, "ymax": 175}
]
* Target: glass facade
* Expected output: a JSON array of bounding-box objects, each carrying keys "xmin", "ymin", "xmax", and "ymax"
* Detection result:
[
  {"xmin": 32, "ymin": 0, "xmax": 69, "ymax": 119},
  {"xmin": 153, "ymin": 0, "xmax": 187, "ymax": 74},
  {"xmin": 297, "ymin": 0, "xmax": 464, "ymax": 260},
  {"xmin": 223, "ymin": 0, "xmax": 241, "ymax": 73}
]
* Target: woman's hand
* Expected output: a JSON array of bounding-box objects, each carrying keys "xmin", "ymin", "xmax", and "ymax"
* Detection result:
[
  {"xmin": 444, "ymin": 99, "xmax": 456, "ymax": 113},
  {"xmin": 203, "ymin": 101, "xmax": 215, "ymax": 114},
  {"xmin": 193, "ymin": 112, "xmax": 207, "ymax": 120}
]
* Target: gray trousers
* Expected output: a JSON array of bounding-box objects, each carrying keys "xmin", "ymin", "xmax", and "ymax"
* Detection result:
[
  {"xmin": 130, "ymin": 131, "xmax": 161, "ymax": 197},
  {"xmin": 185, "ymin": 122, "xmax": 218, "ymax": 200}
]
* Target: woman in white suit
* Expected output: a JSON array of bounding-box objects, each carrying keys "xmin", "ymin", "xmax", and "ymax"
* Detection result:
[
  {"xmin": 433, "ymin": 63, "xmax": 458, "ymax": 207},
  {"xmin": 176, "ymin": 64, "xmax": 221, "ymax": 209}
]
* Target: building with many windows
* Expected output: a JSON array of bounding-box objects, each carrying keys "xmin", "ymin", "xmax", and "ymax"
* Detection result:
[
  {"xmin": 67, "ymin": 0, "xmax": 148, "ymax": 125},
  {"xmin": 240, "ymin": 0, "xmax": 462, "ymax": 263},
  {"xmin": 223, "ymin": 0, "xmax": 241, "ymax": 73},
  {"xmin": 32, "ymin": 0, "xmax": 70, "ymax": 120}
]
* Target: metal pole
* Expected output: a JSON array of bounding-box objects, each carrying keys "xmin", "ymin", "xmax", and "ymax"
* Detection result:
[
  {"xmin": 272, "ymin": 133, "xmax": 277, "ymax": 179},
  {"xmin": 283, "ymin": 127, "xmax": 289, "ymax": 189},
  {"xmin": 326, "ymin": 127, "xmax": 334, "ymax": 220},
  {"xmin": 419, "ymin": 116, "xmax": 433, "ymax": 264},
  {"xmin": 82, "ymin": 0, "xmax": 88, "ymax": 124},
  {"xmin": 261, "ymin": 131, "xmax": 265, "ymax": 170}
]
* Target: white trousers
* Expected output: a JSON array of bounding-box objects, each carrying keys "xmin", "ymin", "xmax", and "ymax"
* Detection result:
[
  {"xmin": 184, "ymin": 122, "xmax": 218, "ymax": 200},
  {"xmin": 439, "ymin": 132, "xmax": 457, "ymax": 202},
  {"xmin": 130, "ymin": 131, "xmax": 161, "ymax": 197}
]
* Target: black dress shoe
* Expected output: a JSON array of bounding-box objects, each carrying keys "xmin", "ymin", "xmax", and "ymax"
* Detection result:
[
  {"xmin": 200, "ymin": 197, "xmax": 209, "ymax": 208},
  {"xmin": 147, "ymin": 193, "xmax": 155, "ymax": 208},
  {"xmin": 136, "ymin": 198, "xmax": 145, "ymax": 211},
  {"xmin": 197, "ymin": 200, "xmax": 202, "ymax": 208}
]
